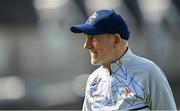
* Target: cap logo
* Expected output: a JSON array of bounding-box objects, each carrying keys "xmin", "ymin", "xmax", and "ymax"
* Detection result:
[{"xmin": 87, "ymin": 12, "xmax": 97, "ymax": 23}]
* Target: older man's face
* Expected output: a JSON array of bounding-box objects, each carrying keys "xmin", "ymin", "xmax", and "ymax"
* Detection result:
[{"xmin": 83, "ymin": 34, "xmax": 114, "ymax": 66}]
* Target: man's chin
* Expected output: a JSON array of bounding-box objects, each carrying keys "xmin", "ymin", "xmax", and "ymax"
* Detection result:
[{"xmin": 90, "ymin": 60, "xmax": 99, "ymax": 65}]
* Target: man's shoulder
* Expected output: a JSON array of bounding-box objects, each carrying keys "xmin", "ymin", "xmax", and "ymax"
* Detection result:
[
  {"xmin": 130, "ymin": 54, "xmax": 164, "ymax": 77},
  {"xmin": 89, "ymin": 66, "xmax": 103, "ymax": 77},
  {"xmin": 131, "ymin": 54, "xmax": 158, "ymax": 69},
  {"xmin": 87, "ymin": 67, "xmax": 101, "ymax": 81},
  {"xmin": 87, "ymin": 66, "xmax": 108, "ymax": 82},
  {"xmin": 123, "ymin": 49, "xmax": 157, "ymax": 70}
]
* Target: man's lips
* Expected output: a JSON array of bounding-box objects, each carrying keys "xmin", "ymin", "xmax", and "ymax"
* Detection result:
[
  {"xmin": 90, "ymin": 50, "xmax": 98, "ymax": 57},
  {"xmin": 89, "ymin": 49, "xmax": 97, "ymax": 54}
]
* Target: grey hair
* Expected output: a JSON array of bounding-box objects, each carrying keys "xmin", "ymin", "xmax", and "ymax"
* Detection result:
[
  {"xmin": 105, "ymin": 33, "xmax": 128, "ymax": 46},
  {"xmin": 121, "ymin": 38, "xmax": 128, "ymax": 46}
]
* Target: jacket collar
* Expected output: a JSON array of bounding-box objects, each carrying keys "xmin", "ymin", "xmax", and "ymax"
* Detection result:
[{"xmin": 110, "ymin": 48, "xmax": 134, "ymax": 74}]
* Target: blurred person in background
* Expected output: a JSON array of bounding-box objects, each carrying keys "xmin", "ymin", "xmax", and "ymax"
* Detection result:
[
  {"xmin": 0, "ymin": 0, "xmax": 38, "ymax": 24},
  {"xmin": 70, "ymin": 9, "xmax": 176, "ymax": 110}
]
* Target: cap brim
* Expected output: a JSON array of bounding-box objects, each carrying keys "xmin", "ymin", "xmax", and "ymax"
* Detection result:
[{"xmin": 70, "ymin": 24, "xmax": 103, "ymax": 35}]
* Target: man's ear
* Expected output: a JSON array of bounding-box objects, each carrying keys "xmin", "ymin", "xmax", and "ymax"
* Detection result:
[{"xmin": 112, "ymin": 34, "xmax": 121, "ymax": 45}]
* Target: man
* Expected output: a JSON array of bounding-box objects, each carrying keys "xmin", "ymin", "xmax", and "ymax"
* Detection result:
[{"xmin": 70, "ymin": 10, "xmax": 177, "ymax": 110}]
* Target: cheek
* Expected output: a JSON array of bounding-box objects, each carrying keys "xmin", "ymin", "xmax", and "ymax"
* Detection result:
[
  {"xmin": 98, "ymin": 46, "xmax": 112, "ymax": 56},
  {"xmin": 92, "ymin": 40, "xmax": 98, "ymax": 46},
  {"xmin": 102, "ymin": 45, "xmax": 114, "ymax": 56},
  {"xmin": 92, "ymin": 40, "xmax": 113, "ymax": 55},
  {"xmin": 92, "ymin": 41, "xmax": 105, "ymax": 53}
]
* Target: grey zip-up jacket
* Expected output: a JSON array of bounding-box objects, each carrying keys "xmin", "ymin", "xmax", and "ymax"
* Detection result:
[{"xmin": 83, "ymin": 48, "xmax": 176, "ymax": 110}]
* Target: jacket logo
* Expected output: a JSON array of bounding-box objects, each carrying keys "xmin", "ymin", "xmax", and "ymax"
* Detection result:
[
  {"xmin": 124, "ymin": 87, "xmax": 134, "ymax": 98},
  {"xmin": 88, "ymin": 77, "xmax": 101, "ymax": 96}
]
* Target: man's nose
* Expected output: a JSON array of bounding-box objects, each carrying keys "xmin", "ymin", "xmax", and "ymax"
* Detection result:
[{"xmin": 83, "ymin": 39, "xmax": 93, "ymax": 49}]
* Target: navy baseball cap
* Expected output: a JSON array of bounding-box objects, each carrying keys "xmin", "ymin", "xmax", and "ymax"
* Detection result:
[{"xmin": 70, "ymin": 10, "xmax": 130, "ymax": 40}]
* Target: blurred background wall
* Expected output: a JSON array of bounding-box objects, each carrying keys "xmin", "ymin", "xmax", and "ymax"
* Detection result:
[{"xmin": 0, "ymin": 0, "xmax": 179, "ymax": 110}]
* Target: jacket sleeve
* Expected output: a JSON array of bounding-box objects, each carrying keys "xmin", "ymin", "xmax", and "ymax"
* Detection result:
[
  {"xmin": 82, "ymin": 96, "xmax": 91, "ymax": 111},
  {"xmin": 82, "ymin": 97, "xmax": 87, "ymax": 111},
  {"xmin": 82, "ymin": 73, "xmax": 94, "ymax": 111},
  {"xmin": 147, "ymin": 65, "xmax": 177, "ymax": 110}
]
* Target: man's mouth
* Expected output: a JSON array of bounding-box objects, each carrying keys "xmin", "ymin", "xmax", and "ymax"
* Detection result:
[
  {"xmin": 90, "ymin": 51, "xmax": 98, "ymax": 57},
  {"xmin": 90, "ymin": 49, "xmax": 97, "ymax": 54}
]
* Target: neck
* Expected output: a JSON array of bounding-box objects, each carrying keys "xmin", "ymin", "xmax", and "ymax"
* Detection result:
[
  {"xmin": 102, "ymin": 64, "xmax": 110, "ymax": 69},
  {"xmin": 112, "ymin": 46, "xmax": 128, "ymax": 63},
  {"xmin": 101, "ymin": 46, "xmax": 128, "ymax": 68},
  {"xmin": 119, "ymin": 46, "xmax": 128, "ymax": 59}
]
